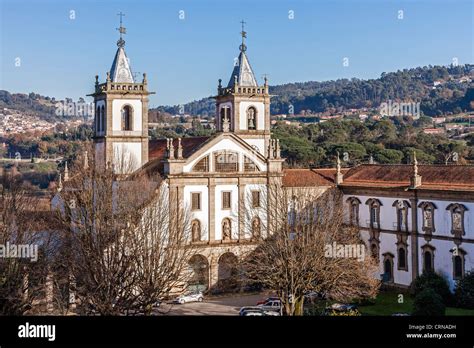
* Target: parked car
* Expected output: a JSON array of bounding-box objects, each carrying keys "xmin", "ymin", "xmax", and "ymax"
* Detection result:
[
  {"xmin": 239, "ymin": 307, "xmax": 281, "ymax": 316},
  {"xmin": 240, "ymin": 299, "xmax": 281, "ymax": 315},
  {"xmin": 173, "ymin": 292, "xmax": 204, "ymax": 304},
  {"xmin": 322, "ymin": 303, "xmax": 360, "ymax": 316},
  {"xmin": 304, "ymin": 291, "xmax": 327, "ymax": 302},
  {"xmin": 256, "ymin": 297, "xmax": 279, "ymax": 305},
  {"xmin": 259, "ymin": 299, "xmax": 281, "ymax": 312}
]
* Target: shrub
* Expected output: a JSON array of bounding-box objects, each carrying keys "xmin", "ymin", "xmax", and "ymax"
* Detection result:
[
  {"xmin": 412, "ymin": 288, "xmax": 445, "ymax": 316},
  {"xmin": 455, "ymin": 271, "xmax": 474, "ymax": 309},
  {"xmin": 411, "ymin": 271, "xmax": 453, "ymax": 305}
]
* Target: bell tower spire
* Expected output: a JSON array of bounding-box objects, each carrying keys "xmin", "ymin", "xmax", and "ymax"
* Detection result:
[
  {"xmin": 89, "ymin": 14, "xmax": 155, "ymax": 174},
  {"xmin": 215, "ymin": 21, "xmax": 271, "ymax": 156}
]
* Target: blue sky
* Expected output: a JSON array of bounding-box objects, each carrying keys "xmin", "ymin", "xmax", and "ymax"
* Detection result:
[{"xmin": 1, "ymin": 0, "xmax": 473, "ymax": 106}]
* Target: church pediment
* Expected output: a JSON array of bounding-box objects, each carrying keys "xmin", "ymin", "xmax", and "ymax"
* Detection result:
[{"xmin": 182, "ymin": 133, "xmax": 267, "ymax": 173}]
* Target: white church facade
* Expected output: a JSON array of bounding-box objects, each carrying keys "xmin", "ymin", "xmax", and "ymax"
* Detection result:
[{"xmin": 86, "ymin": 21, "xmax": 474, "ymax": 291}]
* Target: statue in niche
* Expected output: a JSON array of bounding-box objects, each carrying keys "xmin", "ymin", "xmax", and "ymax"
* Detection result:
[
  {"xmin": 252, "ymin": 218, "xmax": 260, "ymax": 239},
  {"xmin": 222, "ymin": 219, "xmax": 231, "ymax": 241},
  {"xmin": 192, "ymin": 220, "xmax": 201, "ymax": 242}
]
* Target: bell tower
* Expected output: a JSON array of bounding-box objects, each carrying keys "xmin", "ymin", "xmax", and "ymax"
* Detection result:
[
  {"xmin": 215, "ymin": 21, "xmax": 271, "ymax": 156},
  {"xmin": 90, "ymin": 13, "xmax": 154, "ymax": 174}
]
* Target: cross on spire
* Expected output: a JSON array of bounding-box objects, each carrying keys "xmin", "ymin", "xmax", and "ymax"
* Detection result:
[
  {"xmin": 116, "ymin": 12, "xmax": 126, "ymax": 48},
  {"xmin": 239, "ymin": 19, "xmax": 247, "ymax": 52}
]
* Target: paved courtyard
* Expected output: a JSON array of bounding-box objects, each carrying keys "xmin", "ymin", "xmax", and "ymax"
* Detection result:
[{"xmin": 156, "ymin": 293, "xmax": 270, "ymax": 316}]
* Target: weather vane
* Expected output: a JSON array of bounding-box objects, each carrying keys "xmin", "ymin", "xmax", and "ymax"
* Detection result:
[
  {"xmin": 239, "ymin": 19, "xmax": 247, "ymax": 52},
  {"xmin": 116, "ymin": 12, "xmax": 126, "ymax": 48}
]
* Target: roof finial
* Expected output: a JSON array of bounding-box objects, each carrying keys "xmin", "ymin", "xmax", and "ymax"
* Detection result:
[
  {"xmin": 413, "ymin": 151, "xmax": 418, "ymax": 175},
  {"xmin": 116, "ymin": 12, "xmax": 126, "ymax": 48},
  {"xmin": 64, "ymin": 161, "xmax": 69, "ymax": 181},
  {"xmin": 335, "ymin": 152, "xmax": 343, "ymax": 185},
  {"xmin": 239, "ymin": 19, "xmax": 247, "ymax": 52},
  {"xmin": 410, "ymin": 151, "xmax": 422, "ymax": 189},
  {"xmin": 57, "ymin": 172, "xmax": 63, "ymax": 192}
]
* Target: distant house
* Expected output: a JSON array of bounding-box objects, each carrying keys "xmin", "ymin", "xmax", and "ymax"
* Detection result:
[
  {"xmin": 423, "ymin": 128, "xmax": 445, "ymax": 135},
  {"xmin": 445, "ymin": 124, "xmax": 464, "ymax": 131},
  {"xmin": 432, "ymin": 117, "xmax": 446, "ymax": 125}
]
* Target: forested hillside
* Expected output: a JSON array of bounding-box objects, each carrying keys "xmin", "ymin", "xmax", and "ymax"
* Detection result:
[{"xmin": 155, "ymin": 64, "xmax": 473, "ymax": 117}]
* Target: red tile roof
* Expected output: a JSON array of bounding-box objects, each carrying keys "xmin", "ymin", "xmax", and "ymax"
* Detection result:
[
  {"xmin": 341, "ymin": 164, "xmax": 474, "ymax": 191},
  {"xmin": 283, "ymin": 169, "xmax": 336, "ymax": 187},
  {"xmin": 148, "ymin": 136, "xmax": 211, "ymax": 160}
]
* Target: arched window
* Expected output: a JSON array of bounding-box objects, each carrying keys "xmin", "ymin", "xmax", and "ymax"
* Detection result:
[
  {"xmin": 244, "ymin": 156, "xmax": 259, "ymax": 172},
  {"xmin": 382, "ymin": 253, "xmax": 394, "ymax": 283},
  {"xmin": 452, "ymin": 248, "xmax": 466, "ymax": 280},
  {"xmin": 220, "ymin": 106, "xmax": 230, "ymax": 130},
  {"xmin": 424, "ymin": 251, "xmax": 433, "ymax": 272},
  {"xmin": 96, "ymin": 106, "xmax": 101, "ymax": 132},
  {"xmin": 365, "ymin": 198, "xmax": 382, "ymax": 229},
  {"xmin": 454, "ymin": 255, "xmax": 463, "ymax": 279},
  {"xmin": 192, "ymin": 156, "xmax": 209, "ymax": 172},
  {"xmin": 398, "ymin": 247, "xmax": 407, "ymax": 270},
  {"xmin": 393, "ymin": 200, "xmax": 410, "ymax": 231},
  {"xmin": 121, "ymin": 105, "xmax": 133, "ymax": 131},
  {"xmin": 100, "ymin": 105, "xmax": 105, "ymax": 132},
  {"xmin": 346, "ymin": 197, "xmax": 361, "ymax": 226},
  {"xmin": 214, "ymin": 151, "xmax": 238, "ymax": 172},
  {"xmin": 247, "ymin": 106, "xmax": 257, "ymax": 130},
  {"xmin": 422, "ymin": 245, "xmax": 435, "ymax": 273}
]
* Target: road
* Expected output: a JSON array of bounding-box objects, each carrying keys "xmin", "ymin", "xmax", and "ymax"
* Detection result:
[{"xmin": 156, "ymin": 293, "xmax": 270, "ymax": 316}]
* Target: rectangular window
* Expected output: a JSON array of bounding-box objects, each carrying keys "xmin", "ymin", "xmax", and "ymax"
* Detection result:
[
  {"xmin": 252, "ymin": 191, "xmax": 260, "ymax": 208},
  {"xmin": 222, "ymin": 191, "xmax": 231, "ymax": 209},
  {"xmin": 191, "ymin": 192, "xmax": 201, "ymax": 211}
]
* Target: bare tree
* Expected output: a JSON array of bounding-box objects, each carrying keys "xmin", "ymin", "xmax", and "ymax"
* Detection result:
[
  {"xmin": 0, "ymin": 168, "xmax": 54, "ymax": 315},
  {"xmin": 242, "ymin": 184, "xmax": 380, "ymax": 316},
  {"xmin": 56, "ymin": 146, "xmax": 194, "ymax": 315}
]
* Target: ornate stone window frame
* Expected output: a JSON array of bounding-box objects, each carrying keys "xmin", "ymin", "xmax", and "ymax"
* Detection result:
[
  {"xmin": 100, "ymin": 105, "xmax": 105, "ymax": 132},
  {"xmin": 246, "ymin": 106, "xmax": 257, "ymax": 130},
  {"xmin": 365, "ymin": 198, "xmax": 382, "ymax": 230},
  {"xmin": 221, "ymin": 191, "xmax": 232, "ymax": 210},
  {"xmin": 191, "ymin": 192, "xmax": 201, "ymax": 211},
  {"xmin": 346, "ymin": 197, "xmax": 361, "ymax": 226},
  {"xmin": 452, "ymin": 247, "xmax": 466, "ymax": 280},
  {"xmin": 446, "ymin": 203, "xmax": 468, "ymax": 238},
  {"xmin": 121, "ymin": 104, "xmax": 133, "ymax": 131},
  {"xmin": 382, "ymin": 252, "xmax": 395, "ymax": 283},
  {"xmin": 418, "ymin": 201, "xmax": 437, "ymax": 234},
  {"xmin": 392, "ymin": 200, "xmax": 410, "ymax": 232},
  {"xmin": 421, "ymin": 244, "xmax": 435, "ymax": 273},
  {"xmin": 219, "ymin": 105, "xmax": 232, "ymax": 130},
  {"xmin": 251, "ymin": 190, "xmax": 261, "ymax": 208}
]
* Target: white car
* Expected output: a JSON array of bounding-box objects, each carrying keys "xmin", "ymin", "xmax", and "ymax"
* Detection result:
[
  {"xmin": 173, "ymin": 292, "xmax": 204, "ymax": 304},
  {"xmin": 239, "ymin": 308, "xmax": 281, "ymax": 316},
  {"xmin": 239, "ymin": 299, "xmax": 281, "ymax": 315}
]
